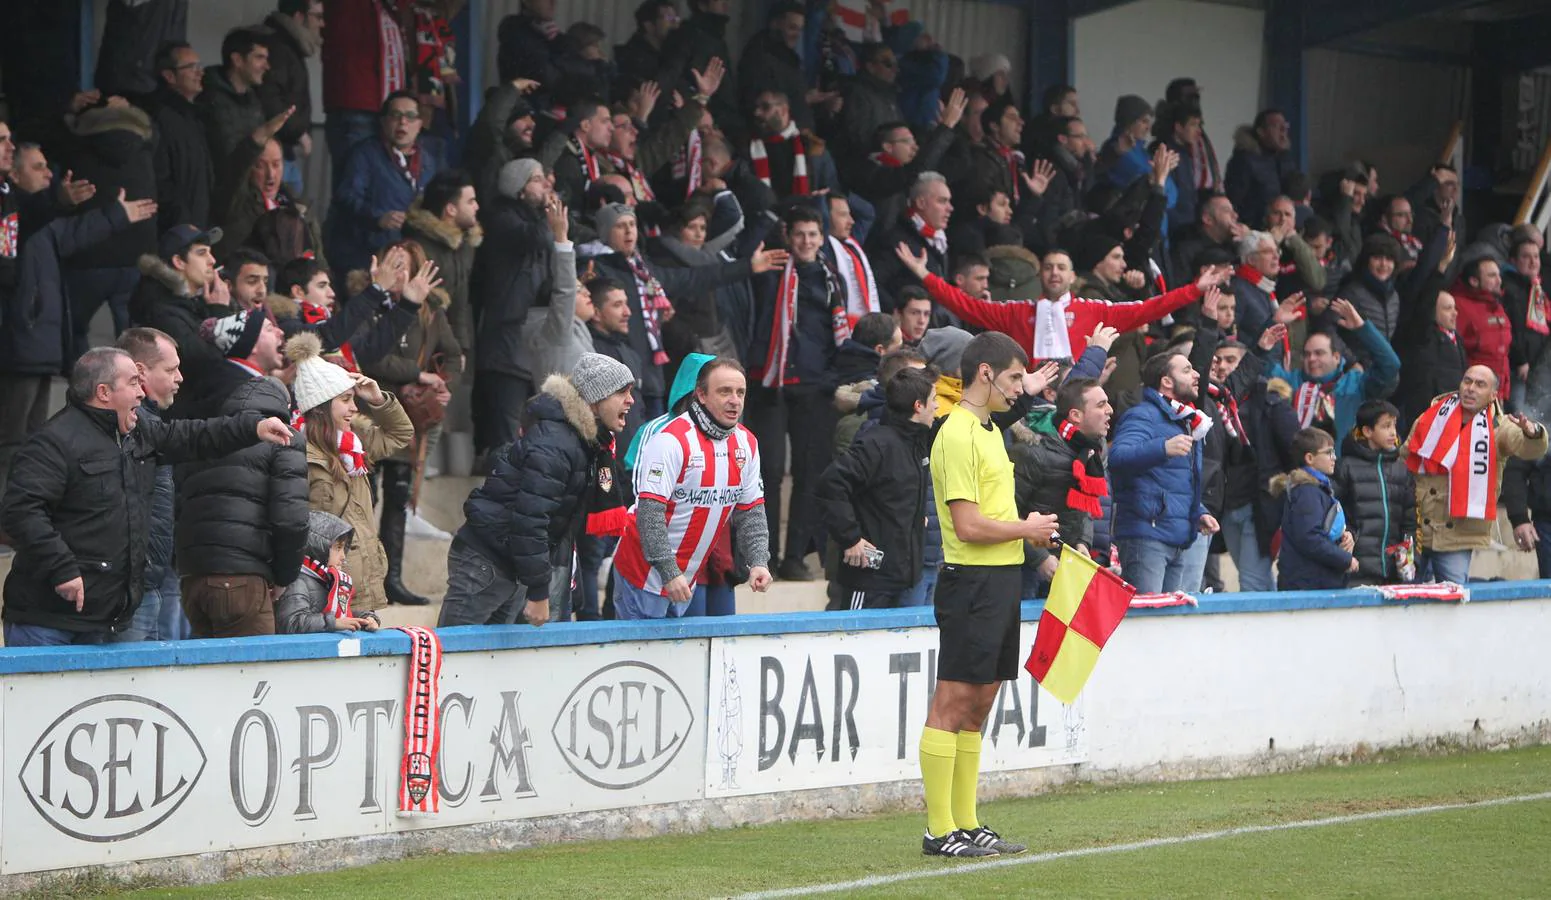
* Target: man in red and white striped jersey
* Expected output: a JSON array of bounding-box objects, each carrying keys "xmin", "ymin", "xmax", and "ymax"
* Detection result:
[{"xmin": 614, "ymin": 358, "xmax": 774, "ymax": 618}]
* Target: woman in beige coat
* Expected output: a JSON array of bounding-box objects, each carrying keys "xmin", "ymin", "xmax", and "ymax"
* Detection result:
[{"xmin": 286, "ymin": 332, "xmax": 415, "ymax": 613}]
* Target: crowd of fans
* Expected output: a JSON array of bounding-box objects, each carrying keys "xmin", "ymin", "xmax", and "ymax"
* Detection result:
[{"xmin": 1, "ymin": 0, "xmax": 1549, "ymax": 647}]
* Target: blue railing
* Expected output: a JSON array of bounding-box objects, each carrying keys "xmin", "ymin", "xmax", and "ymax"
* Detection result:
[{"xmin": 0, "ymin": 580, "xmax": 1543, "ymax": 675}]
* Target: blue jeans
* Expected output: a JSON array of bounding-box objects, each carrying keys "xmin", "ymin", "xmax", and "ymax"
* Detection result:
[
  {"xmin": 574, "ymin": 536, "xmax": 613, "ymax": 621},
  {"xmin": 900, "ymin": 563, "xmax": 938, "ymax": 607},
  {"xmin": 282, "ymin": 157, "xmax": 304, "ymax": 197},
  {"xmin": 1179, "ymin": 531, "xmax": 1210, "ymax": 593},
  {"xmin": 1222, "ymin": 504, "xmax": 1275, "ymax": 592},
  {"xmin": 4, "ymin": 623, "xmax": 109, "ymax": 647},
  {"xmin": 1536, "ymin": 522, "xmax": 1551, "ymax": 578},
  {"xmin": 1422, "ymin": 549, "xmax": 1472, "ymax": 585},
  {"xmin": 439, "ymin": 541, "xmax": 529, "ymax": 626},
  {"xmin": 110, "ymin": 568, "xmax": 188, "ymax": 643},
  {"xmin": 614, "ymin": 571, "xmax": 702, "ymax": 620},
  {"xmin": 1118, "ymin": 536, "xmax": 1192, "ymax": 594}
]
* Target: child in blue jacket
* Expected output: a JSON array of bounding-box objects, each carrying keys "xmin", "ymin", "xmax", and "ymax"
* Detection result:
[{"xmin": 1272, "ymin": 428, "xmax": 1358, "ymax": 590}]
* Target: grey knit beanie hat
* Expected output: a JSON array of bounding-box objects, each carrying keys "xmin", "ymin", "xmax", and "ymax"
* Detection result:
[
  {"xmin": 572, "ymin": 353, "xmax": 636, "ymax": 404},
  {"xmin": 497, "ymin": 158, "xmax": 545, "ymax": 199},
  {"xmin": 593, "ymin": 202, "xmax": 637, "ymax": 242}
]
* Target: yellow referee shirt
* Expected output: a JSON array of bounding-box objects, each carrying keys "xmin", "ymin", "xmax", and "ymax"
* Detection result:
[{"xmin": 931, "ymin": 404, "xmax": 1024, "ymax": 566}]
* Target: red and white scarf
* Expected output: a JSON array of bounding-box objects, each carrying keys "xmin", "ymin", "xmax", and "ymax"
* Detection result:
[
  {"xmin": 1236, "ymin": 263, "xmax": 1275, "ymax": 300},
  {"xmin": 833, "ymin": 0, "xmax": 908, "ymax": 42},
  {"xmin": 1032, "ymin": 294, "xmax": 1074, "ymax": 360},
  {"xmin": 992, "ymin": 142, "xmax": 1024, "ymax": 202},
  {"xmin": 1294, "ymin": 380, "xmax": 1337, "ymax": 430},
  {"xmin": 388, "ymin": 144, "xmax": 422, "ymax": 188},
  {"xmin": 376, "ymin": 0, "xmax": 406, "ymax": 100},
  {"xmin": 1525, "ymin": 276, "xmax": 1549, "ymax": 337},
  {"xmin": 869, "ymin": 150, "xmax": 904, "ymax": 169},
  {"xmin": 1168, "ymin": 397, "xmax": 1213, "ymax": 440},
  {"xmin": 749, "ymin": 123, "xmax": 809, "ymax": 196},
  {"xmin": 828, "ymin": 235, "xmax": 879, "ymax": 319},
  {"xmin": 301, "ymin": 556, "xmax": 355, "ymax": 619},
  {"xmin": 339, "ymin": 429, "xmax": 370, "ymax": 477},
  {"xmin": 1190, "ymin": 136, "xmax": 1217, "ymax": 190},
  {"xmin": 672, "ymin": 129, "xmax": 704, "ymax": 199},
  {"xmin": 229, "ymin": 358, "xmax": 266, "ymax": 378},
  {"xmin": 1382, "ymin": 223, "xmax": 1423, "ymax": 259},
  {"xmin": 626, "ymin": 253, "xmax": 672, "ymax": 366},
  {"xmin": 1206, "ymin": 381, "xmax": 1247, "ymax": 445},
  {"xmin": 911, "ymin": 212, "xmax": 948, "ymax": 256},
  {"xmin": 1057, "ymin": 418, "xmax": 1109, "ymax": 518},
  {"xmin": 393, "ymin": 625, "xmax": 443, "ymax": 815},
  {"xmin": 759, "ymin": 260, "xmax": 847, "ymax": 388},
  {"xmin": 569, "ymin": 135, "xmax": 602, "ymax": 187},
  {"xmin": 606, "ymin": 153, "xmax": 656, "ymax": 204},
  {"xmin": 761, "ymin": 260, "xmax": 801, "ymax": 388},
  {"xmin": 1406, "ymin": 393, "xmax": 1499, "ymax": 520},
  {"xmin": 1237, "ymin": 263, "xmax": 1292, "ymax": 365}
]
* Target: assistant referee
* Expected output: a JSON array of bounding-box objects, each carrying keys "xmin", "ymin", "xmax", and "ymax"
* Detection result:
[{"xmin": 919, "ymin": 331, "xmax": 1059, "ymax": 858}]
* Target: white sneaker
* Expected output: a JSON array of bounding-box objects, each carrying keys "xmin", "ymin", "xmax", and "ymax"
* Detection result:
[{"xmin": 406, "ymin": 511, "xmax": 452, "ymax": 541}]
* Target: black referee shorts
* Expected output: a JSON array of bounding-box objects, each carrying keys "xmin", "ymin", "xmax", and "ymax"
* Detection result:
[{"xmin": 933, "ymin": 563, "xmax": 1024, "ymax": 684}]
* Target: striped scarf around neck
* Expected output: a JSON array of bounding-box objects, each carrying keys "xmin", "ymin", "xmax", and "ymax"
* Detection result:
[{"xmin": 750, "ymin": 122, "xmax": 809, "ymax": 196}]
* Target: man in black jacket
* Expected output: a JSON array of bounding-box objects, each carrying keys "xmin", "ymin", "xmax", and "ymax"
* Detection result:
[
  {"xmin": 615, "ymin": 0, "xmax": 687, "ymax": 91},
  {"xmin": 149, "ymin": 42, "xmax": 214, "ymax": 230},
  {"xmin": 1, "ymin": 346, "xmax": 291, "ymax": 646},
  {"xmin": 173, "ymin": 309, "xmax": 308, "ymax": 637},
  {"xmin": 586, "ymin": 276, "xmax": 648, "ymax": 444},
  {"xmin": 1012, "ymin": 376, "xmax": 1111, "ymax": 589},
  {"xmin": 662, "ymin": 0, "xmax": 742, "ymax": 141},
  {"xmin": 471, "ymin": 158, "xmax": 553, "ymax": 454},
  {"xmin": 130, "ymin": 224, "xmax": 226, "ymax": 390},
  {"xmin": 746, "ymin": 205, "xmax": 839, "ymax": 580},
  {"xmin": 442, "ymin": 353, "xmax": 634, "ymax": 627},
  {"xmin": 818, "ymin": 367, "xmax": 937, "ymax": 609},
  {"xmin": 0, "ymin": 181, "xmax": 157, "ymax": 495},
  {"xmin": 737, "ymin": 3, "xmax": 812, "ymax": 131},
  {"xmin": 257, "ymin": 0, "xmax": 323, "ymax": 194}
]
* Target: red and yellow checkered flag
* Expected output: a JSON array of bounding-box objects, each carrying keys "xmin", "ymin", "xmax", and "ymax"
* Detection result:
[{"xmin": 1025, "ymin": 544, "xmax": 1136, "ymax": 704}]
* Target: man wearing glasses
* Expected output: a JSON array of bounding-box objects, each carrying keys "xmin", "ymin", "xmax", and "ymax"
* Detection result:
[
  {"xmin": 150, "ymin": 43, "xmax": 214, "ymax": 230},
  {"xmin": 327, "ymin": 91, "xmax": 441, "ymax": 275}
]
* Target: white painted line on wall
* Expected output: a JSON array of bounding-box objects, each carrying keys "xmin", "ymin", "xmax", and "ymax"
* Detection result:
[{"xmin": 731, "ymin": 791, "xmax": 1551, "ymax": 899}]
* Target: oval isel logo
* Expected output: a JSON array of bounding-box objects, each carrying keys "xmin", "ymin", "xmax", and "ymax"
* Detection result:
[
  {"xmin": 551, "ymin": 661, "xmax": 694, "ymax": 790},
  {"xmin": 18, "ymin": 694, "xmax": 206, "ymax": 842}
]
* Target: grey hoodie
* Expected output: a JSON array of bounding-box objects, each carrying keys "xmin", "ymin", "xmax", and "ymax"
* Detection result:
[{"xmin": 520, "ymin": 241, "xmax": 595, "ymax": 383}]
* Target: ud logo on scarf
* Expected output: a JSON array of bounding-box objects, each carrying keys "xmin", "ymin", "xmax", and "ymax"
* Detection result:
[
  {"xmin": 393, "ymin": 626, "xmax": 444, "ymax": 814},
  {"xmin": 1406, "ymin": 393, "xmax": 1498, "ymax": 520}
]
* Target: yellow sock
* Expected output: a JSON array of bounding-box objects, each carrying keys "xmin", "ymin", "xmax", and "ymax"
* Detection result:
[
  {"xmin": 919, "ymin": 726, "xmax": 958, "ymax": 837},
  {"xmin": 952, "ymin": 730, "xmax": 983, "ymax": 831}
]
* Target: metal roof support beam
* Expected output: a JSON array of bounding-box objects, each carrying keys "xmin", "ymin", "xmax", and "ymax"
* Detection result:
[
  {"xmin": 1028, "ymin": 0, "xmax": 1075, "ymax": 117},
  {"xmin": 1300, "ymin": 0, "xmax": 1489, "ymax": 48},
  {"xmin": 1476, "ymin": 14, "xmax": 1551, "ymax": 72},
  {"xmin": 1267, "ymin": 0, "xmax": 1308, "ymax": 172}
]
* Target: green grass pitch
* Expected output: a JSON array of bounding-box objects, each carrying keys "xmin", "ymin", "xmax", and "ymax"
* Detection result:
[{"xmin": 45, "ymin": 744, "xmax": 1551, "ymax": 898}]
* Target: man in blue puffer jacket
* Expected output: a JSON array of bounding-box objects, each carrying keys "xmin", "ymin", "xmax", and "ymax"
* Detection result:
[{"xmin": 1109, "ymin": 350, "xmax": 1220, "ymax": 593}]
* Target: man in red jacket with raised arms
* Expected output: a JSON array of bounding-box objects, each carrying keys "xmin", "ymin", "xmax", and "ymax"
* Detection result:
[{"xmin": 894, "ymin": 243, "xmax": 1231, "ymax": 360}]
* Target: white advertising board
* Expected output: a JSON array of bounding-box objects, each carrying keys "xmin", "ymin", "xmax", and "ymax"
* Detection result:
[
  {"xmin": 705, "ymin": 626, "xmax": 1087, "ymax": 798},
  {"xmin": 1, "ymin": 640, "xmax": 708, "ymax": 874}
]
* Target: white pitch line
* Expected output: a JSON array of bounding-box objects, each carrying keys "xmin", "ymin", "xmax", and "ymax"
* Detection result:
[{"xmin": 729, "ymin": 791, "xmax": 1551, "ymax": 899}]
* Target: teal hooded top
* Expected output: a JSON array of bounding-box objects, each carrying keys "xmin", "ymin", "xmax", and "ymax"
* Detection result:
[{"xmin": 624, "ymin": 352, "xmax": 717, "ymax": 471}]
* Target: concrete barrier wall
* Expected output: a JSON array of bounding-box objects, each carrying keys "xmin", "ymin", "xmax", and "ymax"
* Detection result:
[{"xmin": 2, "ymin": 583, "xmax": 1548, "ymax": 887}]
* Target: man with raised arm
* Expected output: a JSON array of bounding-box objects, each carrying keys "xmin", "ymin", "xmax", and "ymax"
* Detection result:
[{"xmin": 895, "ymin": 243, "xmax": 1230, "ymax": 362}]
